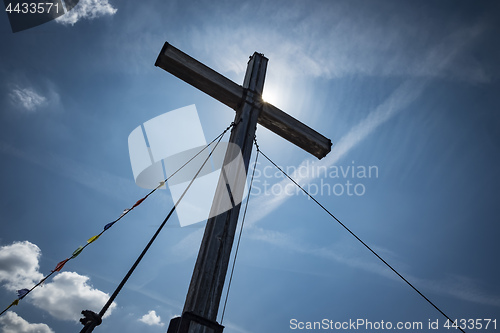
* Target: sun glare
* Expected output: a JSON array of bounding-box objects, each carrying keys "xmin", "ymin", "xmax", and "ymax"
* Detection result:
[{"xmin": 261, "ymin": 85, "xmax": 283, "ymax": 106}]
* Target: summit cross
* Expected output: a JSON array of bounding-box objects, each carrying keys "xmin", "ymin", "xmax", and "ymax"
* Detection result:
[{"xmin": 155, "ymin": 42, "xmax": 332, "ymax": 333}]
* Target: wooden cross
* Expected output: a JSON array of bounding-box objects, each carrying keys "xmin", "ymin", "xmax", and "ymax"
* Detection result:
[{"xmin": 155, "ymin": 42, "xmax": 331, "ymax": 332}]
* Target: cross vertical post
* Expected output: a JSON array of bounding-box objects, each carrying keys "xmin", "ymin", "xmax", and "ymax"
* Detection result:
[{"xmin": 181, "ymin": 53, "xmax": 267, "ymax": 332}]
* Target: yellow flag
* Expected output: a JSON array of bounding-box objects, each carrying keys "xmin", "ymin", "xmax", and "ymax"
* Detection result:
[
  {"xmin": 87, "ymin": 235, "xmax": 100, "ymax": 244},
  {"xmin": 1, "ymin": 299, "xmax": 19, "ymax": 314}
]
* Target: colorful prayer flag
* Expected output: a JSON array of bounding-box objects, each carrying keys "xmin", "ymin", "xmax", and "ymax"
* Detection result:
[
  {"xmin": 1, "ymin": 299, "xmax": 19, "ymax": 314},
  {"xmin": 87, "ymin": 235, "xmax": 100, "ymax": 244},
  {"xmin": 52, "ymin": 259, "xmax": 69, "ymax": 272},
  {"xmin": 157, "ymin": 181, "xmax": 166, "ymax": 188},
  {"xmin": 39, "ymin": 276, "xmax": 47, "ymax": 286},
  {"xmin": 17, "ymin": 289, "xmax": 29, "ymax": 299},
  {"xmin": 119, "ymin": 209, "xmax": 130, "ymax": 218},
  {"xmin": 104, "ymin": 222, "xmax": 115, "ymax": 230},
  {"xmin": 72, "ymin": 246, "xmax": 83, "ymax": 258},
  {"xmin": 132, "ymin": 197, "xmax": 146, "ymax": 208}
]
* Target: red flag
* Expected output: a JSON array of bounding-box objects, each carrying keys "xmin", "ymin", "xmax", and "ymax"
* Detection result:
[
  {"xmin": 52, "ymin": 259, "xmax": 69, "ymax": 272},
  {"xmin": 132, "ymin": 197, "xmax": 146, "ymax": 208}
]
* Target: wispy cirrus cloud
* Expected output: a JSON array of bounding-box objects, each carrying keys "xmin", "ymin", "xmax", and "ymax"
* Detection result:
[
  {"xmin": 0, "ymin": 311, "xmax": 54, "ymax": 333},
  {"xmin": 246, "ymin": 79, "xmax": 426, "ymax": 226},
  {"xmin": 245, "ymin": 225, "xmax": 500, "ymax": 307},
  {"xmin": 189, "ymin": 1, "xmax": 491, "ymax": 84},
  {"xmin": 7, "ymin": 80, "xmax": 61, "ymax": 113},
  {"xmin": 181, "ymin": 2, "xmax": 490, "ymax": 155},
  {"xmin": 56, "ymin": 0, "xmax": 117, "ymax": 25},
  {"xmin": 8, "ymin": 86, "xmax": 47, "ymax": 112},
  {"xmin": 242, "ymin": 0, "xmax": 487, "ymax": 228}
]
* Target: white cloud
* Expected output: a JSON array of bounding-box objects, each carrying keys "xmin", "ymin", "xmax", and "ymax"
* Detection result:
[
  {"xmin": 56, "ymin": 0, "xmax": 117, "ymax": 25},
  {"xmin": 0, "ymin": 241, "xmax": 44, "ymax": 291},
  {"xmin": 8, "ymin": 87, "xmax": 47, "ymax": 112},
  {"xmin": 0, "ymin": 311, "xmax": 54, "ymax": 333},
  {"xmin": 138, "ymin": 310, "xmax": 164, "ymax": 326},
  {"xmin": 30, "ymin": 272, "xmax": 116, "ymax": 322},
  {"xmin": 0, "ymin": 241, "xmax": 116, "ymax": 322}
]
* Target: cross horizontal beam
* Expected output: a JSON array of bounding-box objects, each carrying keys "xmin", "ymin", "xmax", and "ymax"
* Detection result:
[{"xmin": 155, "ymin": 42, "xmax": 332, "ymax": 159}]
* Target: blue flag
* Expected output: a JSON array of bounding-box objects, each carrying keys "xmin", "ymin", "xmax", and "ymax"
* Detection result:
[
  {"xmin": 104, "ymin": 222, "xmax": 115, "ymax": 230},
  {"xmin": 17, "ymin": 288, "xmax": 29, "ymax": 299}
]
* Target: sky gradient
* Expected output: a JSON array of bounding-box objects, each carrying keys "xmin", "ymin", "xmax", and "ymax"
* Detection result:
[{"xmin": 0, "ymin": 1, "xmax": 499, "ymax": 332}]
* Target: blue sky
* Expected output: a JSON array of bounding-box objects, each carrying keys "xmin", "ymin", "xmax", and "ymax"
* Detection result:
[{"xmin": 0, "ymin": 0, "xmax": 499, "ymax": 332}]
